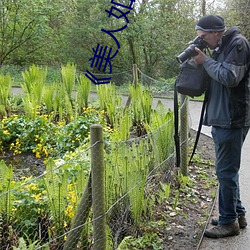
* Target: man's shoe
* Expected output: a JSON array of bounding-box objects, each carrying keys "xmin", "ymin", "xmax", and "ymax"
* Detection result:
[
  {"xmin": 204, "ymin": 222, "xmax": 240, "ymax": 238},
  {"xmin": 211, "ymin": 214, "xmax": 247, "ymax": 229},
  {"xmin": 238, "ymin": 215, "xmax": 247, "ymax": 228}
]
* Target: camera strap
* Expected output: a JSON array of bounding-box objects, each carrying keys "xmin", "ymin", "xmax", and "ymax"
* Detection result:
[
  {"xmin": 174, "ymin": 85, "xmax": 208, "ymax": 168},
  {"xmin": 189, "ymin": 91, "xmax": 208, "ymax": 164},
  {"xmin": 174, "ymin": 82, "xmax": 181, "ymax": 168}
]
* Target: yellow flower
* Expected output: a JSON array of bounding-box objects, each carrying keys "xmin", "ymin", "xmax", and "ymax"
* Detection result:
[
  {"xmin": 36, "ymin": 152, "xmax": 41, "ymax": 159},
  {"xmin": 71, "ymin": 195, "xmax": 76, "ymax": 204},
  {"xmin": 32, "ymin": 193, "xmax": 42, "ymax": 201},
  {"xmin": 12, "ymin": 207, "xmax": 17, "ymax": 212},
  {"xmin": 26, "ymin": 183, "xmax": 37, "ymax": 191},
  {"xmin": 100, "ymin": 110, "xmax": 106, "ymax": 115},
  {"xmin": 3, "ymin": 130, "xmax": 9, "ymax": 135},
  {"xmin": 43, "ymin": 147, "xmax": 49, "ymax": 157},
  {"xmin": 65, "ymin": 205, "xmax": 74, "ymax": 218},
  {"xmin": 14, "ymin": 149, "xmax": 22, "ymax": 155}
]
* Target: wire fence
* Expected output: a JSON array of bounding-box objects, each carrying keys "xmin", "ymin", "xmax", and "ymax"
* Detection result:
[
  {"xmin": 138, "ymin": 67, "xmax": 175, "ymax": 94},
  {"xmin": 0, "ymin": 120, "xmax": 188, "ymax": 249},
  {"xmin": 0, "ymin": 65, "xmax": 191, "ymax": 249},
  {"xmin": 2, "ymin": 63, "xmax": 175, "ymax": 97}
]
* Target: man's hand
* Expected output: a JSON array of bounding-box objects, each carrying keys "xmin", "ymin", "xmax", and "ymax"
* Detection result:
[{"xmin": 192, "ymin": 47, "xmax": 207, "ymax": 64}]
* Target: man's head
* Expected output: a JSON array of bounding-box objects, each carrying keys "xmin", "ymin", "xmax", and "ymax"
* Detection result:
[{"xmin": 195, "ymin": 15, "xmax": 225, "ymax": 49}]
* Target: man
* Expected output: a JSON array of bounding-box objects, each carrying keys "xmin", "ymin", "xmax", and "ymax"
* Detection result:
[{"xmin": 192, "ymin": 15, "xmax": 250, "ymax": 238}]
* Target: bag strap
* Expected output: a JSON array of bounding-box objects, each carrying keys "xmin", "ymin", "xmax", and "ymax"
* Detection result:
[
  {"xmin": 174, "ymin": 80, "xmax": 180, "ymax": 168},
  {"xmin": 188, "ymin": 91, "xmax": 208, "ymax": 164}
]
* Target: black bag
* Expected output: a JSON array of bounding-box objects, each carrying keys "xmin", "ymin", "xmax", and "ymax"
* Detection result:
[
  {"xmin": 175, "ymin": 58, "xmax": 208, "ymax": 97},
  {"xmin": 174, "ymin": 58, "xmax": 209, "ymax": 168}
]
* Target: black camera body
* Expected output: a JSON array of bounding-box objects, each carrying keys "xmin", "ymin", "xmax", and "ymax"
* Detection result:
[{"xmin": 176, "ymin": 36, "xmax": 208, "ymax": 63}]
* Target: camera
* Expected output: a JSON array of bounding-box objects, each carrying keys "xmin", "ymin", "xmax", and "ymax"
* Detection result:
[{"xmin": 176, "ymin": 36, "xmax": 208, "ymax": 63}]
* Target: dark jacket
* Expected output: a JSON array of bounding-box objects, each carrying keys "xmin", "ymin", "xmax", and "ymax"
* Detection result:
[{"xmin": 203, "ymin": 26, "xmax": 250, "ymax": 128}]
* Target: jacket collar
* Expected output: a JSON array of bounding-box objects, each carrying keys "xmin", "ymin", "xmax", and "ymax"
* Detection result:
[
  {"xmin": 221, "ymin": 26, "xmax": 241, "ymax": 46},
  {"xmin": 212, "ymin": 26, "xmax": 241, "ymax": 58}
]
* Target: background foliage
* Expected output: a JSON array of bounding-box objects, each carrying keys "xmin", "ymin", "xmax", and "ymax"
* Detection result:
[{"xmin": 1, "ymin": 0, "xmax": 249, "ymax": 84}]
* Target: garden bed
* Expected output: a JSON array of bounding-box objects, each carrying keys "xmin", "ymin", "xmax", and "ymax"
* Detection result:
[
  {"xmin": 0, "ymin": 130, "xmax": 217, "ymax": 250},
  {"xmin": 160, "ymin": 131, "xmax": 217, "ymax": 250},
  {"xmin": 117, "ymin": 130, "xmax": 217, "ymax": 250}
]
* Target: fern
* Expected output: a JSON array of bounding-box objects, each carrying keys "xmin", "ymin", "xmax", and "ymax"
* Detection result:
[
  {"xmin": 43, "ymin": 84, "xmax": 55, "ymax": 114},
  {"xmin": 77, "ymin": 75, "xmax": 91, "ymax": 110},
  {"xmin": 97, "ymin": 84, "xmax": 122, "ymax": 128},
  {"xmin": 0, "ymin": 73, "xmax": 12, "ymax": 116},
  {"xmin": 145, "ymin": 100, "xmax": 174, "ymax": 163},
  {"xmin": 21, "ymin": 65, "xmax": 47, "ymax": 118},
  {"xmin": 61, "ymin": 63, "xmax": 76, "ymax": 101},
  {"xmin": 43, "ymin": 159, "xmax": 68, "ymax": 228},
  {"xmin": 0, "ymin": 160, "xmax": 14, "ymax": 221}
]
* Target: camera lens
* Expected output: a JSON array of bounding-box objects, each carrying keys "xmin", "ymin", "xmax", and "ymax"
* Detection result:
[{"xmin": 176, "ymin": 44, "xmax": 198, "ymax": 63}]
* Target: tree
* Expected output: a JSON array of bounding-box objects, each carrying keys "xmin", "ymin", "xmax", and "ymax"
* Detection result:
[
  {"xmin": 220, "ymin": 0, "xmax": 250, "ymax": 39},
  {"xmin": 0, "ymin": 0, "xmax": 52, "ymax": 65},
  {"xmin": 64, "ymin": 0, "xmax": 112, "ymax": 70},
  {"xmin": 116, "ymin": 0, "xmax": 199, "ymax": 79},
  {"xmin": 0, "ymin": 0, "xmax": 230, "ymax": 83}
]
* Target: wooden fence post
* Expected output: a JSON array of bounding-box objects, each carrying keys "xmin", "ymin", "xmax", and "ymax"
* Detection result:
[
  {"xmin": 133, "ymin": 64, "xmax": 138, "ymax": 86},
  {"xmin": 91, "ymin": 124, "xmax": 106, "ymax": 250},
  {"xmin": 180, "ymin": 94, "xmax": 188, "ymax": 176}
]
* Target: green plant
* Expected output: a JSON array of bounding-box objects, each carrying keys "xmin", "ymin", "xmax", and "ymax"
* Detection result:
[
  {"xmin": 13, "ymin": 233, "xmax": 49, "ymax": 250},
  {"xmin": 172, "ymin": 190, "xmax": 180, "ymax": 210},
  {"xmin": 0, "ymin": 161, "xmax": 17, "ymax": 248},
  {"xmin": 117, "ymin": 233, "xmax": 163, "ymax": 250},
  {"xmin": 43, "ymin": 159, "xmax": 69, "ymax": 221},
  {"xmin": 52, "ymin": 83, "xmax": 67, "ymax": 121},
  {"xmin": 178, "ymin": 173, "xmax": 191, "ymax": 189},
  {"xmin": 60, "ymin": 63, "xmax": 76, "ymax": 102},
  {"xmin": 145, "ymin": 100, "xmax": 174, "ymax": 163},
  {"xmin": 76, "ymin": 75, "xmax": 91, "ymax": 111},
  {"xmin": 109, "ymin": 109, "xmax": 132, "ymax": 141},
  {"xmin": 0, "ymin": 108, "xmax": 103, "ymax": 158},
  {"xmin": 129, "ymin": 83, "xmax": 153, "ymax": 126},
  {"xmin": 21, "ymin": 65, "xmax": 47, "ymax": 118},
  {"xmin": 43, "ymin": 84, "xmax": 56, "ymax": 114},
  {"xmin": 13, "ymin": 238, "xmax": 38, "ymax": 250},
  {"xmin": 96, "ymin": 84, "xmax": 110, "ymax": 111},
  {"xmin": 0, "ymin": 65, "xmax": 24, "ymax": 86},
  {"xmin": 0, "ymin": 115, "xmax": 57, "ymax": 157},
  {"xmin": 105, "ymin": 136, "xmax": 153, "ymax": 230},
  {"xmin": 96, "ymin": 84, "xmax": 122, "ymax": 128},
  {"xmin": 0, "ymin": 73, "xmax": 12, "ymax": 117},
  {"xmin": 0, "ymin": 161, "xmax": 15, "ymax": 222},
  {"xmin": 158, "ymin": 182, "xmax": 171, "ymax": 203},
  {"xmin": 12, "ymin": 176, "xmax": 49, "ymax": 241},
  {"xmin": 141, "ymin": 89, "xmax": 153, "ymax": 124}
]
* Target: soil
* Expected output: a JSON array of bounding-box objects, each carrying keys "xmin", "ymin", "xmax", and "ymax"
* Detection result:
[
  {"xmin": 0, "ymin": 152, "xmax": 45, "ymax": 180},
  {"xmin": 158, "ymin": 130, "xmax": 217, "ymax": 250},
  {"xmin": 110, "ymin": 130, "xmax": 217, "ymax": 250}
]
